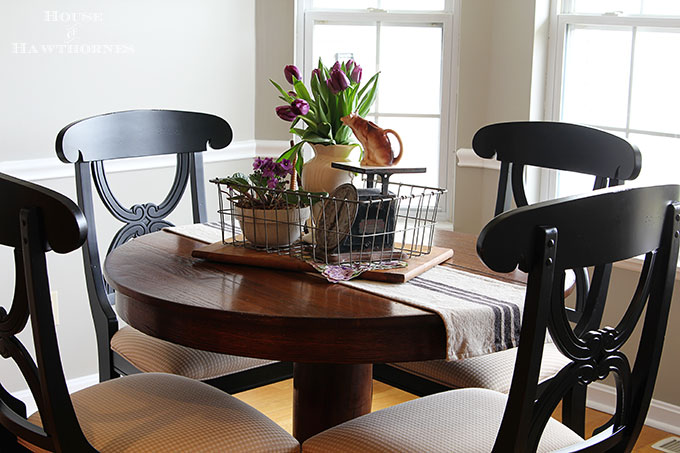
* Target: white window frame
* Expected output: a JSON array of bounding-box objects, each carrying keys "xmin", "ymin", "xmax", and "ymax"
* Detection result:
[
  {"xmin": 545, "ymin": 1, "xmax": 680, "ymax": 274},
  {"xmin": 544, "ymin": 1, "xmax": 680, "ymax": 199},
  {"xmin": 294, "ymin": 0, "xmax": 461, "ymax": 221}
]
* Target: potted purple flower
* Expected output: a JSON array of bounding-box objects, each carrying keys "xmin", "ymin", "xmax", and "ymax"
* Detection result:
[
  {"xmin": 217, "ymin": 157, "xmax": 317, "ymax": 247},
  {"xmin": 271, "ymin": 59, "xmax": 379, "ymax": 193}
]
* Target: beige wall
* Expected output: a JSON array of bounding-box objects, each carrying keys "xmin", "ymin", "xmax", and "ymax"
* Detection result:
[
  {"xmin": 255, "ymin": 0, "xmax": 296, "ymax": 141},
  {"xmin": 453, "ymin": 0, "xmax": 680, "ymax": 409},
  {"xmin": 0, "ymin": 0, "xmax": 259, "ymax": 392},
  {"xmin": 454, "ymin": 0, "xmax": 542, "ymax": 232},
  {"xmin": 0, "ymin": 0, "xmax": 256, "ymax": 162}
]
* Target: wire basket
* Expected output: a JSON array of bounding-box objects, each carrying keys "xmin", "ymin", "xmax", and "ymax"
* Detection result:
[{"xmin": 212, "ymin": 178, "xmax": 445, "ymax": 266}]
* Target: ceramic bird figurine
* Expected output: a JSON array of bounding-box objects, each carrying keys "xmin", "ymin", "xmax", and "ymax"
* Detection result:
[{"xmin": 341, "ymin": 113, "xmax": 403, "ymax": 167}]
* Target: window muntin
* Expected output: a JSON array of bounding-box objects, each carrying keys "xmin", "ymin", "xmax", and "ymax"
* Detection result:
[
  {"xmin": 550, "ymin": 4, "xmax": 680, "ymax": 197},
  {"xmin": 567, "ymin": 0, "xmax": 680, "ymax": 16}
]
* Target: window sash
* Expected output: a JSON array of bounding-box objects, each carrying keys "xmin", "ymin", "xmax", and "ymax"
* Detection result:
[
  {"xmin": 543, "ymin": 8, "xmax": 680, "ymax": 198},
  {"xmin": 295, "ymin": 1, "xmax": 459, "ymax": 219},
  {"xmin": 302, "ymin": 0, "xmax": 455, "ymax": 13}
]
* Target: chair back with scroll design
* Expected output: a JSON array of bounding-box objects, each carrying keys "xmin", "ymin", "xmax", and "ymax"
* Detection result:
[
  {"xmin": 56, "ymin": 110, "xmax": 232, "ymax": 382},
  {"xmin": 473, "ymin": 121, "xmax": 642, "ymax": 326},
  {"xmin": 473, "ymin": 122, "xmax": 643, "ymax": 435},
  {"xmin": 0, "ymin": 172, "xmax": 92, "ymax": 451},
  {"xmin": 476, "ymin": 184, "xmax": 680, "ymax": 452}
]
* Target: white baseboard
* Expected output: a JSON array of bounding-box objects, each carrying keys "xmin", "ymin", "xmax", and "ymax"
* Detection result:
[
  {"xmin": 11, "ymin": 373, "xmax": 99, "ymax": 417},
  {"xmin": 0, "ymin": 139, "xmax": 291, "ymax": 182},
  {"xmin": 587, "ymin": 382, "xmax": 680, "ymax": 435},
  {"xmin": 256, "ymin": 140, "xmax": 290, "ymax": 158}
]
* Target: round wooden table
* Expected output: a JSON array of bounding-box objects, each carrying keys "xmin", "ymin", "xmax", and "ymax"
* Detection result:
[{"xmin": 104, "ymin": 229, "xmax": 524, "ymax": 441}]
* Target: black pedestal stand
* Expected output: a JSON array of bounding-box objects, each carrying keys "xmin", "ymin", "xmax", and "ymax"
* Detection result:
[{"xmin": 330, "ymin": 163, "xmax": 426, "ymax": 195}]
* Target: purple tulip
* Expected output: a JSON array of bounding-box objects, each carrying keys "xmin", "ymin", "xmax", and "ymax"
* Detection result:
[
  {"xmin": 275, "ymin": 105, "xmax": 297, "ymax": 122},
  {"xmin": 288, "ymin": 90, "xmax": 297, "ymax": 98},
  {"xmin": 284, "ymin": 65, "xmax": 301, "ymax": 84},
  {"xmin": 331, "ymin": 61, "xmax": 341, "ymax": 72},
  {"xmin": 326, "ymin": 68, "xmax": 350, "ymax": 94},
  {"xmin": 312, "ymin": 67, "xmax": 327, "ymax": 83},
  {"xmin": 346, "ymin": 59, "xmax": 355, "ymax": 72},
  {"xmin": 351, "ymin": 64, "xmax": 362, "ymax": 84},
  {"xmin": 291, "ymin": 99, "xmax": 310, "ymax": 116}
]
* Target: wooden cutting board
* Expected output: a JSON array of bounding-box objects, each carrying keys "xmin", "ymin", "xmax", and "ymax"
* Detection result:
[{"xmin": 192, "ymin": 242, "xmax": 453, "ymax": 283}]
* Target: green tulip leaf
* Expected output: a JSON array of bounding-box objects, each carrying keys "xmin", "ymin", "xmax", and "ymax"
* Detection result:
[
  {"xmin": 295, "ymin": 148, "xmax": 304, "ymax": 177},
  {"xmin": 276, "ymin": 141, "xmax": 304, "ymax": 163},
  {"xmin": 294, "ymin": 80, "xmax": 313, "ymax": 104},
  {"xmin": 356, "ymin": 72, "xmax": 379, "ymax": 101},
  {"xmin": 318, "ymin": 122, "xmax": 332, "ymax": 138},
  {"xmin": 357, "ymin": 80, "xmax": 379, "ymax": 117},
  {"xmin": 271, "ymin": 79, "xmax": 295, "ymax": 103},
  {"xmin": 298, "ymin": 115, "xmax": 319, "ymax": 130}
]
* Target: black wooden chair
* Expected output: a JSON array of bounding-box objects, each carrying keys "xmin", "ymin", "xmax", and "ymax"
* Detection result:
[
  {"xmin": 305, "ymin": 184, "xmax": 680, "ymax": 452},
  {"xmin": 375, "ymin": 121, "xmax": 642, "ymax": 436},
  {"xmin": 0, "ymin": 172, "xmax": 300, "ymax": 452},
  {"xmin": 56, "ymin": 110, "xmax": 292, "ymax": 393}
]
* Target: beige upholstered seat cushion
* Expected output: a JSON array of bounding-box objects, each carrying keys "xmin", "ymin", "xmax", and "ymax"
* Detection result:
[
  {"xmin": 302, "ymin": 388, "xmax": 583, "ymax": 453},
  {"xmin": 28, "ymin": 373, "xmax": 299, "ymax": 453},
  {"xmin": 391, "ymin": 342, "xmax": 570, "ymax": 393},
  {"xmin": 111, "ymin": 326, "xmax": 274, "ymax": 380}
]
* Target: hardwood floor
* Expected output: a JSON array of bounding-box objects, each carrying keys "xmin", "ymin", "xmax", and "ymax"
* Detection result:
[
  {"xmin": 234, "ymin": 379, "xmax": 674, "ymax": 451},
  {"xmin": 234, "ymin": 378, "xmax": 417, "ymax": 434}
]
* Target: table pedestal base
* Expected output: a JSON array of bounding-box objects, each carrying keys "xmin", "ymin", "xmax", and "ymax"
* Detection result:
[{"xmin": 293, "ymin": 363, "xmax": 373, "ymax": 442}]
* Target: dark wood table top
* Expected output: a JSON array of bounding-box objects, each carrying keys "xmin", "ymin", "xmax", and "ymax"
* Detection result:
[
  {"xmin": 104, "ymin": 228, "xmax": 527, "ymax": 441},
  {"xmin": 104, "ymin": 229, "xmax": 526, "ymax": 365}
]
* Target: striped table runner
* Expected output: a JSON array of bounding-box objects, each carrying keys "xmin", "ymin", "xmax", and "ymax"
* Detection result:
[
  {"xmin": 164, "ymin": 221, "xmax": 235, "ymax": 243},
  {"xmin": 165, "ymin": 223, "xmax": 527, "ymax": 360},
  {"xmin": 342, "ymin": 265, "xmax": 526, "ymax": 360}
]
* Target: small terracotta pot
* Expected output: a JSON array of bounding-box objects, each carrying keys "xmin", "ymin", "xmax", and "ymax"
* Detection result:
[{"xmin": 234, "ymin": 205, "xmax": 311, "ymax": 247}]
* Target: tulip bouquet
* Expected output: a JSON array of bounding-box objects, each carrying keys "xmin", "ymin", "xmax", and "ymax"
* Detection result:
[{"xmin": 271, "ymin": 58, "xmax": 379, "ymax": 177}]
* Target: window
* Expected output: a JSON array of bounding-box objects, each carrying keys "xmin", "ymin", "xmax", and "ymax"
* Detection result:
[
  {"xmin": 295, "ymin": 0, "xmax": 458, "ymax": 215},
  {"xmin": 547, "ymin": 1, "xmax": 680, "ymax": 197}
]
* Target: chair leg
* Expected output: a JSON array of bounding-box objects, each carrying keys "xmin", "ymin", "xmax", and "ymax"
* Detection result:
[
  {"xmin": 205, "ymin": 361, "xmax": 294, "ymax": 394},
  {"xmin": 373, "ymin": 364, "xmax": 451, "ymax": 397},
  {"xmin": 561, "ymin": 384, "xmax": 587, "ymax": 437}
]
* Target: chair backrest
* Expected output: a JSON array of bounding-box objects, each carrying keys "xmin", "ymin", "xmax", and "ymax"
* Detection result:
[
  {"xmin": 0, "ymin": 172, "xmax": 94, "ymax": 451},
  {"xmin": 472, "ymin": 121, "xmax": 642, "ymax": 216},
  {"xmin": 55, "ymin": 109, "xmax": 233, "ymax": 381},
  {"xmin": 476, "ymin": 184, "xmax": 680, "ymax": 452},
  {"xmin": 473, "ymin": 121, "xmax": 643, "ymax": 330}
]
